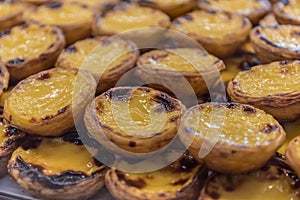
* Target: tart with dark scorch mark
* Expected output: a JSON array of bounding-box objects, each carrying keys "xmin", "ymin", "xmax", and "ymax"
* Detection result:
[
  {"xmin": 4, "ymin": 67, "xmax": 96, "ymax": 136},
  {"xmin": 0, "ymin": 23, "xmax": 65, "ymax": 82},
  {"xmin": 228, "ymin": 60, "xmax": 300, "ymax": 122},
  {"xmin": 106, "ymin": 152, "xmax": 208, "ymax": 200},
  {"xmin": 8, "ymin": 132, "xmax": 107, "ymax": 200},
  {"xmin": 84, "ymin": 86, "xmax": 186, "ymax": 158},
  {"xmin": 250, "ymin": 25, "xmax": 300, "ymax": 63},
  {"xmin": 179, "ymin": 102, "xmax": 286, "ymax": 174},
  {"xmin": 274, "ymin": 0, "xmax": 300, "ymax": 25}
]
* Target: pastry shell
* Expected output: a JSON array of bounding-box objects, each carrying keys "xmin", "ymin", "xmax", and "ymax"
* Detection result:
[
  {"xmin": 227, "ymin": 60, "xmax": 300, "ymax": 122},
  {"xmin": 274, "ymin": 0, "xmax": 300, "ymax": 25}
]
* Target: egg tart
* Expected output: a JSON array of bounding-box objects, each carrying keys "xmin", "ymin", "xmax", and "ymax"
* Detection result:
[
  {"xmin": 274, "ymin": 0, "xmax": 300, "ymax": 25},
  {"xmin": 259, "ymin": 13, "xmax": 278, "ymax": 27},
  {"xmin": 136, "ymin": 48, "xmax": 225, "ymax": 100},
  {"xmin": 23, "ymin": 2, "xmax": 94, "ymax": 45},
  {"xmin": 8, "ymin": 132, "xmax": 107, "ymax": 200},
  {"xmin": 286, "ymin": 135, "xmax": 300, "ymax": 177},
  {"xmin": 4, "ymin": 67, "xmax": 96, "ymax": 136},
  {"xmin": 198, "ymin": 0, "xmax": 271, "ymax": 25},
  {"xmin": 56, "ymin": 36, "xmax": 139, "ymax": 94},
  {"xmin": 228, "ymin": 60, "xmax": 300, "ymax": 122},
  {"xmin": 0, "ymin": 24, "xmax": 65, "ymax": 83},
  {"xmin": 170, "ymin": 10, "xmax": 251, "ymax": 58},
  {"xmin": 199, "ymin": 156, "xmax": 300, "ymax": 200},
  {"xmin": 84, "ymin": 87, "xmax": 186, "ymax": 158},
  {"xmin": 64, "ymin": 0, "xmax": 119, "ymax": 12},
  {"xmin": 137, "ymin": 0, "xmax": 197, "ymax": 18},
  {"xmin": 0, "ymin": 122, "xmax": 25, "ymax": 178},
  {"xmin": 92, "ymin": 3, "xmax": 170, "ymax": 36},
  {"xmin": 0, "ymin": 2, "xmax": 28, "ymax": 31},
  {"xmin": 250, "ymin": 25, "xmax": 300, "ymax": 63},
  {"xmin": 106, "ymin": 152, "xmax": 207, "ymax": 200},
  {"xmin": 179, "ymin": 102, "xmax": 286, "ymax": 174}
]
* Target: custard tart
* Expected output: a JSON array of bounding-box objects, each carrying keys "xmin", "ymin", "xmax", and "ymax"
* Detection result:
[
  {"xmin": 137, "ymin": 0, "xmax": 197, "ymax": 18},
  {"xmin": 64, "ymin": 0, "xmax": 119, "ymax": 12},
  {"xmin": 4, "ymin": 67, "xmax": 96, "ymax": 136},
  {"xmin": 228, "ymin": 60, "xmax": 300, "ymax": 122},
  {"xmin": 0, "ymin": 23, "xmax": 65, "ymax": 83},
  {"xmin": 170, "ymin": 10, "xmax": 251, "ymax": 58},
  {"xmin": 198, "ymin": 0, "xmax": 271, "ymax": 25},
  {"xmin": 136, "ymin": 48, "xmax": 225, "ymax": 100},
  {"xmin": 84, "ymin": 87, "xmax": 185, "ymax": 158},
  {"xmin": 199, "ymin": 157, "xmax": 300, "ymax": 200},
  {"xmin": 259, "ymin": 13, "xmax": 278, "ymax": 27},
  {"xmin": 250, "ymin": 25, "xmax": 300, "ymax": 63},
  {"xmin": 179, "ymin": 102, "xmax": 286, "ymax": 174},
  {"xmin": 274, "ymin": 0, "xmax": 300, "ymax": 25},
  {"xmin": 56, "ymin": 36, "xmax": 139, "ymax": 94},
  {"xmin": 0, "ymin": 2, "xmax": 27, "ymax": 31},
  {"xmin": 278, "ymin": 118, "xmax": 300, "ymax": 154},
  {"xmin": 8, "ymin": 132, "xmax": 107, "ymax": 200},
  {"xmin": 92, "ymin": 3, "xmax": 170, "ymax": 36},
  {"xmin": 23, "ymin": 2, "xmax": 94, "ymax": 45},
  {"xmin": 0, "ymin": 122, "xmax": 25, "ymax": 177},
  {"xmin": 106, "ymin": 152, "xmax": 207, "ymax": 200},
  {"xmin": 286, "ymin": 135, "xmax": 300, "ymax": 178}
]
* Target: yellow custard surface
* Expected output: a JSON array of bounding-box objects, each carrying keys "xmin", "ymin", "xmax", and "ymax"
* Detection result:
[
  {"xmin": 10, "ymin": 137, "xmax": 102, "ymax": 176},
  {"xmin": 184, "ymin": 103, "xmax": 281, "ymax": 146},
  {"xmin": 98, "ymin": 4, "xmax": 169, "ymax": 33},
  {"xmin": 0, "ymin": 24, "xmax": 57, "ymax": 62},
  {"xmin": 173, "ymin": 10, "xmax": 245, "ymax": 38},
  {"xmin": 95, "ymin": 87, "xmax": 181, "ymax": 138},
  {"xmin": 278, "ymin": 0, "xmax": 300, "ymax": 19},
  {"xmin": 0, "ymin": 3, "xmax": 22, "ymax": 17},
  {"xmin": 5, "ymin": 69, "xmax": 76, "ymax": 125},
  {"xmin": 27, "ymin": 2, "xmax": 93, "ymax": 25},
  {"xmin": 233, "ymin": 61, "xmax": 300, "ymax": 97},
  {"xmin": 139, "ymin": 48, "xmax": 219, "ymax": 71}
]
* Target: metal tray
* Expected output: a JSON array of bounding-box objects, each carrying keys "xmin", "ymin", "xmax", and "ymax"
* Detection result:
[{"xmin": 0, "ymin": 175, "xmax": 114, "ymax": 200}]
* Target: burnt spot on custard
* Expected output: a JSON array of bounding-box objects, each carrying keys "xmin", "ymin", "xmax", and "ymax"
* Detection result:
[
  {"xmin": 153, "ymin": 93, "xmax": 178, "ymax": 112},
  {"xmin": 116, "ymin": 171, "xmax": 147, "ymax": 189},
  {"xmin": 173, "ymin": 19, "xmax": 181, "ymax": 25},
  {"xmin": 170, "ymin": 116, "xmax": 179, "ymax": 123},
  {"xmin": 65, "ymin": 46, "xmax": 77, "ymax": 53},
  {"xmin": 148, "ymin": 51, "xmax": 169, "ymax": 61},
  {"xmin": 0, "ymin": 29, "xmax": 11, "ymax": 38},
  {"xmin": 36, "ymin": 72, "xmax": 51, "ymax": 81},
  {"xmin": 46, "ymin": 3, "xmax": 63, "ymax": 9},
  {"xmin": 181, "ymin": 14, "xmax": 193, "ymax": 21},
  {"xmin": 7, "ymin": 58, "xmax": 25, "ymax": 65},
  {"xmin": 170, "ymin": 153, "xmax": 199, "ymax": 173},
  {"xmin": 138, "ymin": 0, "xmax": 156, "ymax": 6},
  {"xmin": 242, "ymin": 106, "xmax": 256, "ymax": 114},
  {"xmin": 259, "ymin": 35, "xmax": 281, "ymax": 48},
  {"xmin": 29, "ymin": 118, "xmax": 37, "ymax": 123},
  {"xmin": 57, "ymin": 105, "xmax": 70, "ymax": 115},
  {"xmin": 6, "ymin": 126, "xmax": 23, "ymax": 137},
  {"xmin": 261, "ymin": 124, "xmax": 280, "ymax": 134},
  {"xmin": 21, "ymin": 137, "xmax": 42, "ymax": 150},
  {"xmin": 11, "ymin": 156, "xmax": 104, "ymax": 189},
  {"xmin": 292, "ymin": 31, "xmax": 300, "ymax": 37},
  {"xmin": 225, "ymin": 102, "xmax": 239, "ymax": 109},
  {"xmin": 106, "ymin": 88, "xmax": 132, "ymax": 101},
  {"xmin": 279, "ymin": 60, "xmax": 292, "ymax": 65},
  {"xmin": 1, "ymin": 138, "xmax": 15, "ymax": 150}
]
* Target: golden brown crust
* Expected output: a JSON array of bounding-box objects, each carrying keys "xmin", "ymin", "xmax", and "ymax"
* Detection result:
[
  {"xmin": 0, "ymin": 62, "xmax": 10, "ymax": 97},
  {"xmin": 0, "ymin": 24, "xmax": 65, "ymax": 83},
  {"xmin": 18, "ymin": 0, "xmax": 61, "ymax": 5},
  {"xmin": 84, "ymin": 87, "xmax": 186, "ymax": 158},
  {"xmin": 227, "ymin": 60, "xmax": 300, "ymax": 122},
  {"xmin": 250, "ymin": 25, "xmax": 300, "ymax": 63},
  {"xmin": 170, "ymin": 10, "xmax": 252, "ymax": 58}
]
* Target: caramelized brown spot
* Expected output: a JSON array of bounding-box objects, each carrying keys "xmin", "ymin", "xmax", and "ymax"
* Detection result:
[
  {"xmin": 0, "ymin": 29, "xmax": 11, "ymax": 38},
  {"xmin": 62, "ymin": 132, "xmax": 83, "ymax": 145},
  {"xmin": 242, "ymin": 106, "xmax": 256, "ymax": 114},
  {"xmin": 182, "ymin": 14, "xmax": 193, "ymax": 21},
  {"xmin": 209, "ymin": 191, "xmax": 220, "ymax": 199},
  {"xmin": 172, "ymin": 178, "xmax": 188, "ymax": 185},
  {"xmin": 153, "ymin": 93, "xmax": 178, "ymax": 112},
  {"xmin": 46, "ymin": 3, "xmax": 62, "ymax": 9},
  {"xmin": 57, "ymin": 105, "xmax": 70, "ymax": 115},
  {"xmin": 21, "ymin": 137, "xmax": 42, "ymax": 150},
  {"xmin": 65, "ymin": 46, "xmax": 77, "ymax": 53},
  {"xmin": 6, "ymin": 126, "xmax": 23, "ymax": 137},
  {"xmin": 7, "ymin": 58, "xmax": 25, "ymax": 65},
  {"xmin": 107, "ymin": 88, "xmax": 131, "ymax": 101},
  {"xmin": 261, "ymin": 124, "xmax": 279, "ymax": 134},
  {"xmin": 37, "ymin": 72, "xmax": 51, "ymax": 81},
  {"xmin": 116, "ymin": 171, "xmax": 146, "ymax": 189},
  {"xmin": 225, "ymin": 103, "xmax": 239, "ymax": 109},
  {"xmin": 41, "ymin": 115, "xmax": 54, "ymax": 120},
  {"xmin": 170, "ymin": 116, "xmax": 179, "ymax": 123},
  {"xmin": 279, "ymin": 60, "xmax": 291, "ymax": 65},
  {"xmin": 281, "ymin": 67, "xmax": 289, "ymax": 74},
  {"xmin": 29, "ymin": 118, "xmax": 37, "ymax": 123},
  {"xmin": 129, "ymin": 141, "xmax": 136, "ymax": 148},
  {"xmin": 1, "ymin": 139, "xmax": 14, "ymax": 150}
]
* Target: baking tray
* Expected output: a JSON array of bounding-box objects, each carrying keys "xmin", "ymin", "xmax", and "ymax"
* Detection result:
[{"xmin": 0, "ymin": 175, "xmax": 114, "ymax": 200}]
